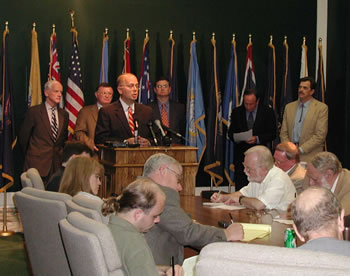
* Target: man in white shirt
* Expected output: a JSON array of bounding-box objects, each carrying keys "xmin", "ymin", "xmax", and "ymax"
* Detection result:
[{"xmin": 211, "ymin": 145, "xmax": 296, "ymax": 211}]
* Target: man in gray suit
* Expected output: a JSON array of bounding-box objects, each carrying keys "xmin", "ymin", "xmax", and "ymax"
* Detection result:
[
  {"xmin": 292, "ymin": 186, "xmax": 350, "ymax": 257},
  {"xmin": 74, "ymin": 83, "xmax": 113, "ymax": 151},
  {"xmin": 19, "ymin": 80, "xmax": 69, "ymax": 184},
  {"xmin": 274, "ymin": 142, "xmax": 306, "ymax": 194},
  {"xmin": 143, "ymin": 153, "xmax": 243, "ymax": 265}
]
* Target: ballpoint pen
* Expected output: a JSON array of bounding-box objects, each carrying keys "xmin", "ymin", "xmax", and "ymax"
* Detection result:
[{"xmin": 229, "ymin": 212, "xmax": 234, "ymax": 224}]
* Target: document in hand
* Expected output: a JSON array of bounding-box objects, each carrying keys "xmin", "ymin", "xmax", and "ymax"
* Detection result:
[{"xmin": 241, "ymin": 223, "xmax": 272, "ymax": 242}]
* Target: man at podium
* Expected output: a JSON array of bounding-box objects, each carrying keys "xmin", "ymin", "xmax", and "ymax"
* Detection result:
[{"xmin": 95, "ymin": 73, "xmax": 153, "ymax": 147}]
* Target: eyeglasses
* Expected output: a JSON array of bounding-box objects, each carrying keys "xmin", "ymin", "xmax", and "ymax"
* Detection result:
[
  {"xmin": 120, "ymin": 83, "xmax": 139, "ymax": 89},
  {"xmin": 98, "ymin": 91, "xmax": 113, "ymax": 96},
  {"xmin": 156, "ymin": 84, "xmax": 169, "ymax": 89},
  {"xmin": 166, "ymin": 167, "xmax": 183, "ymax": 183}
]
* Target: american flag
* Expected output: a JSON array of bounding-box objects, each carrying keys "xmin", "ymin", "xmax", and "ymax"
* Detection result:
[
  {"xmin": 48, "ymin": 29, "xmax": 62, "ymax": 107},
  {"xmin": 65, "ymin": 28, "xmax": 84, "ymax": 140},
  {"xmin": 138, "ymin": 33, "xmax": 153, "ymax": 104}
]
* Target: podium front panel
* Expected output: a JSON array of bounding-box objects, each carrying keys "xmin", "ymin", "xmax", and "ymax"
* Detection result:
[{"xmin": 99, "ymin": 146, "xmax": 198, "ymax": 197}]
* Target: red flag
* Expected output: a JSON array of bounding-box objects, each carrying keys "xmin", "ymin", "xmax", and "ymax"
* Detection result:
[{"xmin": 48, "ymin": 27, "xmax": 62, "ymax": 107}]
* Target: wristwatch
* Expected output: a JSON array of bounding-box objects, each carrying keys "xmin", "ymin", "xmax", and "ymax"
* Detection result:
[{"xmin": 239, "ymin": 195, "xmax": 245, "ymax": 205}]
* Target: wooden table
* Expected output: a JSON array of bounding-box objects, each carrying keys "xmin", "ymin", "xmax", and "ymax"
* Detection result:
[
  {"xmin": 98, "ymin": 145, "xmax": 198, "ymax": 197},
  {"xmin": 180, "ymin": 196, "xmax": 292, "ymax": 247}
]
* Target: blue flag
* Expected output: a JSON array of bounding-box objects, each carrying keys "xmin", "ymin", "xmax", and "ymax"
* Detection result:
[
  {"xmin": 99, "ymin": 31, "xmax": 109, "ymax": 83},
  {"xmin": 0, "ymin": 27, "xmax": 16, "ymax": 188},
  {"xmin": 204, "ymin": 36, "xmax": 224, "ymax": 186},
  {"xmin": 185, "ymin": 39, "xmax": 206, "ymax": 163},
  {"xmin": 222, "ymin": 38, "xmax": 239, "ymax": 186},
  {"xmin": 138, "ymin": 35, "xmax": 153, "ymax": 104}
]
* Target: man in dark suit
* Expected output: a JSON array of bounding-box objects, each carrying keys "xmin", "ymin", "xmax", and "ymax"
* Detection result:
[
  {"xmin": 147, "ymin": 77, "xmax": 185, "ymax": 145},
  {"xmin": 74, "ymin": 83, "xmax": 113, "ymax": 151},
  {"xmin": 228, "ymin": 89, "xmax": 276, "ymax": 190},
  {"xmin": 19, "ymin": 80, "xmax": 69, "ymax": 184},
  {"xmin": 94, "ymin": 73, "xmax": 152, "ymax": 147}
]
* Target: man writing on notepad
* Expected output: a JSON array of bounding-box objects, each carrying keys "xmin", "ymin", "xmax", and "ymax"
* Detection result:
[{"xmin": 211, "ymin": 146, "xmax": 296, "ymax": 211}]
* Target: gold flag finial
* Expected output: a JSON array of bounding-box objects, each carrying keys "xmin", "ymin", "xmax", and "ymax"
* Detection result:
[
  {"xmin": 169, "ymin": 30, "xmax": 173, "ymax": 39},
  {"xmin": 249, "ymin": 33, "xmax": 252, "ymax": 44},
  {"xmin": 69, "ymin": 10, "xmax": 75, "ymax": 28},
  {"xmin": 302, "ymin": 36, "xmax": 306, "ymax": 45},
  {"xmin": 126, "ymin": 28, "xmax": 130, "ymax": 39},
  {"xmin": 145, "ymin": 29, "xmax": 149, "ymax": 39},
  {"xmin": 52, "ymin": 24, "xmax": 56, "ymax": 34},
  {"xmin": 319, "ymin": 37, "xmax": 322, "ymax": 43},
  {"xmin": 232, "ymin": 33, "xmax": 236, "ymax": 42},
  {"xmin": 211, "ymin": 32, "xmax": 215, "ymax": 40},
  {"xmin": 192, "ymin": 32, "xmax": 196, "ymax": 40},
  {"xmin": 284, "ymin": 35, "xmax": 287, "ymax": 42},
  {"xmin": 269, "ymin": 35, "xmax": 273, "ymax": 44},
  {"xmin": 104, "ymin": 27, "xmax": 108, "ymax": 35},
  {"xmin": 5, "ymin": 21, "xmax": 8, "ymax": 31},
  {"xmin": 32, "ymin": 22, "xmax": 36, "ymax": 31}
]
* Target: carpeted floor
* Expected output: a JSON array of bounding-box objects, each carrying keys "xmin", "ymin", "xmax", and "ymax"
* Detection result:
[{"xmin": 0, "ymin": 233, "xmax": 31, "ymax": 276}]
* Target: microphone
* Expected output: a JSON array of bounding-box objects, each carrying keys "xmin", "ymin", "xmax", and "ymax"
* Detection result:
[
  {"xmin": 134, "ymin": 119, "xmax": 139, "ymax": 144},
  {"xmin": 154, "ymin": 120, "xmax": 166, "ymax": 137},
  {"xmin": 161, "ymin": 124, "xmax": 186, "ymax": 141},
  {"xmin": 147, "ymin": 121, "xmax": 158, "ymax": 146}
]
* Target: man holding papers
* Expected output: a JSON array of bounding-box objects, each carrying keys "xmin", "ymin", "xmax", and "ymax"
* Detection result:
[
  {"xmin": 211, "ymin": 146, "xmax": 296, "ymax": 211},
  {"xmin": 228, "ymin": 89, "xmax": 276, "ymax": 190}
]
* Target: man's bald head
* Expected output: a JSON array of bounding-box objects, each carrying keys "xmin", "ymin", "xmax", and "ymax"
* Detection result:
[{"xmin": 291, "ymin": 187, "xmax": 343, "ymax": 241}]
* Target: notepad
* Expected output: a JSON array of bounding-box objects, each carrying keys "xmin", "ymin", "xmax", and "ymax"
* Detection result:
[
  {"xmin": 202, "ymin": 202, "xmax": 246, "ymax": 210},
  {"xmin": 241, "ymin": 223, "xmax": 272, "ymax": 242}
]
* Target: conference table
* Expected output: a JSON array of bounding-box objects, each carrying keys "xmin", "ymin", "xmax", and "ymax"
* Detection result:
[{"xmin": 180, "ymin": 195, "xmax": 293, "ymax": 255}]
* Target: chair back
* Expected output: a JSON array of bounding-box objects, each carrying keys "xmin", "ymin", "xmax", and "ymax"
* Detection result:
[
  {"xmin": 20, "ymin": 168, "xmax": 45, "ymax": 190},
  {"xmin": 59, "ymin": 212, "xmax": 124, "ymax": 276},
  {"xmin": 14, "ymin": 188, "xmax": 72, "ymax": 276},
  {"xmin": 196, "ymin": 242, "xmax": 350, "ymax": 276},
  {"xmin": 66, "ymin": 199, "xmax": 104, "ymax": 222}
]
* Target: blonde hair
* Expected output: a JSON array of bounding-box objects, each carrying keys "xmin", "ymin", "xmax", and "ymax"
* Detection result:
[{"xmin": 59, "ymin": 157, "xmax": 104, "ymax": 196}]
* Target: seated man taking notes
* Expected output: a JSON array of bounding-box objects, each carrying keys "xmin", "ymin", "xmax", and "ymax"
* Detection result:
[{"xmin": 211, "ymin": 146, "xmax": 296, "ymax": 211}]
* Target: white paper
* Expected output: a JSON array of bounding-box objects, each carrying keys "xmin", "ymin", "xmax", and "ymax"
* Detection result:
[
  {"xmin": 233, "ymin": 129, "xmax": 253, "ymax": 143},
  {"xmin": 203, "ymin": 202, "xmax": 246, "ymax": 210},
  {"xmin": 183, "ymin": 255, "xmax": 199, "ymax": 276}
]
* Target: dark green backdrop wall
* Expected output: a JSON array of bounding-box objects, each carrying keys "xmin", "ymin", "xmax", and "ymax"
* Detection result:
[{"xmin": 2, "ymin": 0, "xmax": 320, "ymax": 190}]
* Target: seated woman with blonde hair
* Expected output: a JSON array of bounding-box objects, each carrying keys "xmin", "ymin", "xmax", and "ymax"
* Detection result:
[
  {"xmin": 102, "ymin": 177, "xmax": 183, "ymax": 276},
  {"xmin": 59, "ymin": 156, "xmax": 103, "ymax": 201}
]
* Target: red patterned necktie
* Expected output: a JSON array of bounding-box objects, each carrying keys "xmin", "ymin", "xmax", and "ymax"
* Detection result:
[
  {"xmin": 128, "ymin": 106, "xmax": 135, "ymax": 135},
  {"xmin": 161, "ymin": 104, "xmax": 169, "ymax": 128}
]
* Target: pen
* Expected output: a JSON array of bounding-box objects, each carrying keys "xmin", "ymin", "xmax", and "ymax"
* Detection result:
[
  {"xmin": 229, "ymin": 212, "xmax": 234, "ymax": 224},
  {"xmin": 171, "ymin": 256, "xmax": 175, "ymax": 276},
  {"xmin": 217, "ymin": 190, "xmax": 221, "ymax": 198}
]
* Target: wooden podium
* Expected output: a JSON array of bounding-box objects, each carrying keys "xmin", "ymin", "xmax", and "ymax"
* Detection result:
[{"xmin": 98, "ymin": 145, "xmax": 198, "ymax": 197}]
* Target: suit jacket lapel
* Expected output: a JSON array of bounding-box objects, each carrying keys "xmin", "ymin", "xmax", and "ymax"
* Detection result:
[{"xmin": 116, "ymin": 100, "xmax": 132, "ymax": 136}]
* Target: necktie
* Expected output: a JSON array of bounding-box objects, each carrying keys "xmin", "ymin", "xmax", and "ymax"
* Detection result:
[
  {"xmin": 247, "ymin": 112, "xmax": 254, "ymax": 129},
  {"xmin": 299, "ymin": 103, "xmax": 304, "ymax": 123},
  {"xmin": 51, "ymin": 107, "xmax": 58, "ymax": 141},
  {"xmin": 128, "ymin": 106, "xmax": 135, "ymax": 135},
  {"xmin": 161, "ymin": 104, "xmax": 169, "ymax": 128}
]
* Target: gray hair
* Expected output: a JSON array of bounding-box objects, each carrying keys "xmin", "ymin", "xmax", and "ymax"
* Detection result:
[
  {"xmin": 310, "ymin": 152, "xmax": 342, "ymax": 175},
  {"xmin": 143, "ymin": 153, "xmax": 181, "ymax": 177},
  {"xmin": 44, "ymin": 80, "xmax": 61, "ymax": 91},
  {"xmin": 291, "ymin": 186, "xmax": 342, "ymax": 240},
  {"xmin": 245, "ymin": 146, "xmax": 274, "ymax": 170}
]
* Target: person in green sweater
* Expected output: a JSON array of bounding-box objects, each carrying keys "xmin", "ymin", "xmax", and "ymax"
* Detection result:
[{"xmin": 102, "ymin": 177, "xmax": 183, "ymax": 276}]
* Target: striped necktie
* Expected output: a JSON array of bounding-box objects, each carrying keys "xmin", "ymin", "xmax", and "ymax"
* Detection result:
[
  {"xmin": 51, "ymin": 107, "xmax": 58, "ymax": 141},
  {"xmin": 128, "ymin": 106, "xmax": 135, "ymax": 135},
  {"xmin": 161, "ymin": 104, "xmax": 169, "ymax": 128}
]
